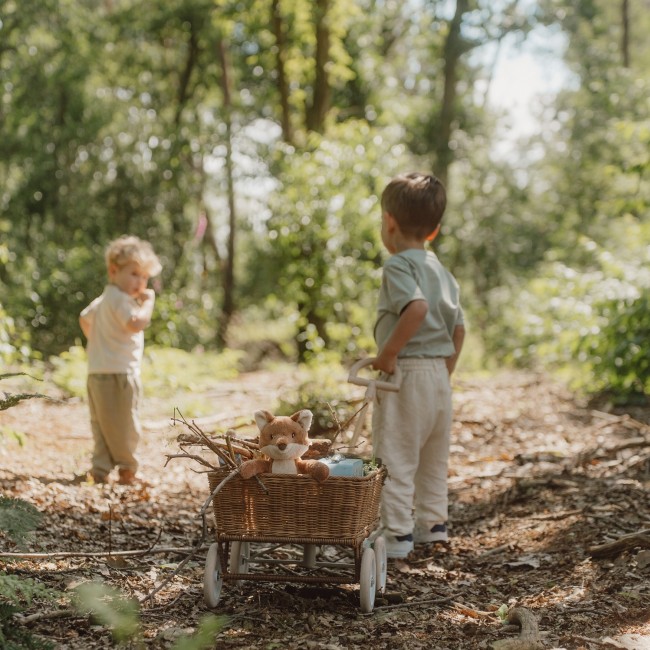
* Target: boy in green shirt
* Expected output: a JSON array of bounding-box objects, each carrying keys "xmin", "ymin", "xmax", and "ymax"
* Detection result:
[{"xmin": 372, "ymin": 172, "xmax": 465, "ymax": 558}]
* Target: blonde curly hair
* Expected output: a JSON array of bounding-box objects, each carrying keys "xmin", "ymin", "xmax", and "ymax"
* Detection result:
[{"xmin": 105, "ymin": 235, "xmax": 162, "ymax": 277}]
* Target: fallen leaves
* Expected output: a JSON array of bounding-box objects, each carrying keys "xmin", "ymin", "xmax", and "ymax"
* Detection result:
[{"xmin": 1, "ymin": 370, "xmax": 649, "ymax": 648}]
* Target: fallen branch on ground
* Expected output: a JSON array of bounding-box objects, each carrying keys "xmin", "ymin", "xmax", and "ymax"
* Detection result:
[
  {"xmin": 0, "ymin": 546, "xmax": 208, "ymax": 560},
  {"xmin": 589, "ymin": 529, "xmax": 650, "ymax": 558}
]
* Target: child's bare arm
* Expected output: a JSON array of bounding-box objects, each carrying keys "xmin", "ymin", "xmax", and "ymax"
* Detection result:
[
  {"xmin": 79, "ymin": 315, "xmax": 91, "ymax": 339},
  {"xmin": 446, "ymin": 324, "xmax": 465, "ymax": 376},
  {"xmin": 126, "ymin": 289, "xmax": 156, "ymax": 332},
  {"xmin": 373, "ymin": 299, "xmax": 428, "ymax": 374}
]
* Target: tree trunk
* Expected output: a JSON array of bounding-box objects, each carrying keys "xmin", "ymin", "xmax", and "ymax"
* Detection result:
[
  {"xmin": 621, "ymin": 0, "xmax": 630, "ymax": 67},
  {"xmin": 175, "ymin": 20, "xmax": 199, "ymax": 126},
  {"xmin": 296, "ymin": 303, "xmax": 329, "ymax": 361},
  {"xmin": 306, "ymin": 0, "xmax": 331, "ymax": 133},
  {"xmin": 271, "ymin": 0, "xmax": 294, "ymax": 144},
  {"xmin": 434, "ymin": 0, "xmax": 469, "ymax": 189},
  {"xmin": 216, "ymin": 36, "xmax": 237, "ymax": 346}
]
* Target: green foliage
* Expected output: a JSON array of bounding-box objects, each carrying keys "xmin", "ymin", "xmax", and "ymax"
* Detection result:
[
  {"xmin": 72, "ymin": 582, "xmax": 226, "ymax": 648},
  {"xmin": 0, "ymin": 303, "xmax": 30, "ymax": 365},
  {"xmin": 578, "ymin": 295, "xmax": 650, "ymax": 401},
  {"xmin": 0, "ymin": 575, "xmax": 52, "ymax": 607},
  {"xmin": 498, "ymin": 228, "xmax": 650, "ymax": 402},
  {"xmin": 49, "ymin": 345, "xmax": 244, "ymax": 401},
  {"xmin": 73, "ymin": 583, "xmax": 140, "ymax": 644},
  {"xmin": 0, "ymin": 497, "xmax": 42, "ymax": 547},
  {"xmin": 247, "ymin": 120, "xmax": 408, "ymax": 362},
  {"xmin": 170, "ymin": 615, "xmax": 228, "ymax": 650},
  {"xmin": 2, "ymin": 0, "xmax": 650, "ymax": 404},
  {"xmin": 142, "ymin": 346, "xmax": 244, "ymax": 398},
  {"xmin": 48, "ymin": 346, "xmax": 88, "ymax": 399},
  {"xmin": 276, "ymin": 363, "xmax": 358, "ymax": 438},
  {"xmin": 0, "ymin": 374, "xmax": 49, "ymax": 413}
]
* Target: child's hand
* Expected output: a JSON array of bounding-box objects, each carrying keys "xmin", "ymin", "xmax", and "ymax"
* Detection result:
[
  {"xmin": 139, "ymin": 288, "xmax": 155, "ymax": 303},
  {"xmin": 372, "ymin": 352, "xmax": 397, "ymax": 375}
]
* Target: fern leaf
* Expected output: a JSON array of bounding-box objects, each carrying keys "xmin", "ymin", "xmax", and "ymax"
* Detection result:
[
  {"xmin": 0, "ymin": 497, "xmax": 42, "ymax": 545},
  {"xmin": 0, "ymin": 574, "xmax": 54, "ymax": 605}
]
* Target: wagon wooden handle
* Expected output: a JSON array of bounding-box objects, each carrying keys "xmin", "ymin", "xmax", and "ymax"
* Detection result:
[{"xmin": 347, "ymin": 358, "xmax": 401, "ymax": 392}]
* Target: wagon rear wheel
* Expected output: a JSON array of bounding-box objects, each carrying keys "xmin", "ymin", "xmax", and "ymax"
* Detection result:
[
  {"xmin": 359, "ymin": 547, "xmax": 376, "ymax": 613},
  {"xmin": 203, "ymin": 543, "xmax": 223, "ymax": 608},
  {"xmin": 373, "ymin": 535, "xmax": 387, "ymax": 594},
  {"xmin": 228, "ymin": 541, "xmax": 250, "ymax": 584}
]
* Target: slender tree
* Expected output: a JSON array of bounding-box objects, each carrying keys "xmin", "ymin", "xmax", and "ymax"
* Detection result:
[
  {"xmin": 271, "ymin": 0, "xmax": 294, "ymax": 144},
  {"xmin": 306, "ymin": 0, "xmax": 332, "ymax": 133},
  {"xmin": 216, "ymin": 33, "xmax": 237, "ymax": 344}
]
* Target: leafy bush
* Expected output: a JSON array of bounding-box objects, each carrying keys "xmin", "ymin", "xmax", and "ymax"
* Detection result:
[
  {"xmin": 577, "ymin": 294, "xmax": 650, "ymax": 401},
  {"xmin": 497, "ymin": 228, "xmax": 650, "ymax": 402},
  {"xmin": 0, "ymin": 303, "xmax": 30, "ymax": 365},
  {"xmin": 275, "ymin": 363, "xmax": 360, "ymax": 439}
]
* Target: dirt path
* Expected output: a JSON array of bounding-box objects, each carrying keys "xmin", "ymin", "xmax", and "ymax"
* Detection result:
[{"xmin": 1, "ymin": 369, "xmax": 649, "ymax": 649}]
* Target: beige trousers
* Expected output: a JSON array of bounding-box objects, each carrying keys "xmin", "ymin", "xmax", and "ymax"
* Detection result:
[
  {"xmin": 87, "ymin": 373, "xmax": 142, "ymax": 476},
  {"xmin": 371, "ymin": 358, "xmax": 452, "ymax": 537}
]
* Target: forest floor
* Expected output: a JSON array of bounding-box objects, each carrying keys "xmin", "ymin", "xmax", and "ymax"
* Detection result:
[{"xmin": 1, "ymin": 367, "xmax": 650, "ymax": 650}]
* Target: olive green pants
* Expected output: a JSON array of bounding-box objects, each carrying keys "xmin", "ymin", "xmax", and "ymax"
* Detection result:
[{"xmin": 87, "ymin": 373, "xmax": 142, "ymax": 477}]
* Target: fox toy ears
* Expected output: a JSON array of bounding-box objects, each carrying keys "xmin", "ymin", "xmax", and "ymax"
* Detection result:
[
  {"xmin": 291, "ymin": 409, "xmax": 313, "ymax": 433},
  {"xmin": 254, "ymin": 409, "xmax": 313, "ymax": 433}
]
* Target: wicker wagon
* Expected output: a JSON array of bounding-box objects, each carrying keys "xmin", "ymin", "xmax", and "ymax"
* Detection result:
[{"xmin": 203, "ymin": 465, "xmax": 388, "ymax": 613}]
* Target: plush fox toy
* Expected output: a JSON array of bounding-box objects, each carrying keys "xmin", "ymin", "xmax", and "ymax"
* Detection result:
[{"xmin": 239, "ymin": 409, "xmax": 330, "ymax": 482}]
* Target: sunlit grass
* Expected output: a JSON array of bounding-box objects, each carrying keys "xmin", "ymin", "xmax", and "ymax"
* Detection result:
[{"xmin": 47, "ymin": 345, "xmax": 245, "ymax": 400}]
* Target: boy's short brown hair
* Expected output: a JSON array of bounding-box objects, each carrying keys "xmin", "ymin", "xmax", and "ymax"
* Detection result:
[
  {"xmin": 381, "ymin": 172, "xmax": 447, "ymax": 240},
  {"xmin": 105, "ymin": 235, "xmax": 162, "ymax": 277}
]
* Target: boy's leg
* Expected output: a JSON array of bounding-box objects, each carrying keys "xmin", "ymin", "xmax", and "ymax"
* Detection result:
[
  {"xmin": 87, "ymin": 375, "xmax": 115, "ymax": 479},
  {"xmin": 413, "ymin": 359, "xmax": 452, "ymax": 531},
  {"xmin": 373, "ymin": 362, "xmax": 432, "ymax": 538},
  {"xmin": 89, "ymin": 374, "xmax": 141, "ymax": 476}
]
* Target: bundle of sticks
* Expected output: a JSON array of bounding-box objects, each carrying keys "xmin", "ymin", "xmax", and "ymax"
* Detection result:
[{"xmin": 167, "ymin": 410, "xmax": 332, "ymax": 473}]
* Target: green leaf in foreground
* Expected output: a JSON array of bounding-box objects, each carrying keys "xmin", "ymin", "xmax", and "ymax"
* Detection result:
[
  {"xmin": 73, "ymin": 582, "xmax": 139, "ymax": 643},
  {"xmin": 171, "ymin": 614, "xmax": 228, "ymax": 650}
]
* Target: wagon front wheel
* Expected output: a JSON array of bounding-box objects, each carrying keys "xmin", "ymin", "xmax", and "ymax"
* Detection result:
[
  {"xmin": 203, "ymin": 543, "xmax": 223, "ymax": 608},
  {"xmin": 359, "ymin": 547, "xmax": 376, "ymax": 613}
]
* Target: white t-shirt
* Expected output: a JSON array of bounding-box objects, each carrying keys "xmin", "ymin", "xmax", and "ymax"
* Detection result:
[{"xmin": 80, "ymin": 285, "xmax": 144, "ymax": 374}]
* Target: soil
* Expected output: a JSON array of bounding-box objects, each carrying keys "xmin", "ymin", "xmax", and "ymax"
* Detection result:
[{"xmin": 1, "ymin": 368, "xmax": 649, "ymax": 649}]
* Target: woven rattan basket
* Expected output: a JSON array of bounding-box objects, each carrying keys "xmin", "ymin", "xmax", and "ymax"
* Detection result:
[{"xmin": 207, "ymin": 466, "xmax": 386, "ymax": 545}]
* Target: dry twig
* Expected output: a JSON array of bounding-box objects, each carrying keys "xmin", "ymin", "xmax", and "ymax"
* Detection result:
[{"xmin": 589, "ymin": 529, "xmax": 650, "ymax": 558}]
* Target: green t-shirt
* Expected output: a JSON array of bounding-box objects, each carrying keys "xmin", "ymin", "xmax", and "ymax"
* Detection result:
[{"xmin": 374, "ymin": 248, "xmax": 464, "ymax": 358}]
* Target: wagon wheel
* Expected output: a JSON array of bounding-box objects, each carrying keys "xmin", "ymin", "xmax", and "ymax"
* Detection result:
[
  {"xmin": 228, "ymin": 541, "xmax": 250, "ymax": 584},
  {"xmin": 203, "ymin": 543, "xmax": 223, "ymax": 608},
  {"xmin": 373, "ymin": 536, "xmax": 388, "ymax": 594},
  {"xmin": 359, "ymin": 546, "xmax": 376, "ymax": 613}
]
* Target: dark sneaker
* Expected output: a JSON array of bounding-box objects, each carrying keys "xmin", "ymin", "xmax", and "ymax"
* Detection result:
[
  {"xmin": 414, "ymin": 522, "xmax": 448, "ymax": 544},
  {"xmin": 384, "ymin": 532, "xmax": 414, "ymax": 559}
]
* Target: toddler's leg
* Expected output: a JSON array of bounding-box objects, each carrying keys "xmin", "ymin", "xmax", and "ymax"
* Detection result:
[
  {"xmin": 91, "ymin": 374, "xmax": 141, "ymax": 477},
  {"xmin": 414, "ymin": 360, "xmax": 452, "ymax": 528},
  {"xmin": 373, "ymin": 362, "xmax": 433, "ymax": 537},
  {"xmin": 87, "ymin": 375, "xmax": 115, "ymax": 479}
]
